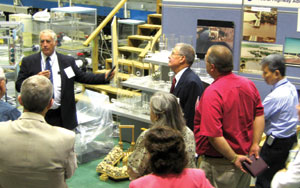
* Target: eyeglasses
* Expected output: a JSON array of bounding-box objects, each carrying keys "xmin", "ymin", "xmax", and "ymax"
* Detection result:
[
  {"xmin": 172, "ymin": 53, "xmax": 183, "ymax": 56},
  {"xmin": 170, "ymin": 52, "xmax": 183, "ymax": 58}
]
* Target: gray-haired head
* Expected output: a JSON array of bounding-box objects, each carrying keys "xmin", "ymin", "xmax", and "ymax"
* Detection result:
[
  {"xmin": 206, "ymin": 45, "xmax": 233, "ymax": 74},
  {"xmin": 150, "ymin": 91, "xmax": 186, "ymax": 132},
  {"xmin": 20, "ymin": 75, "xmax": 53, "ymax": 113},
  {"xmin": 261, "ymin": 54, "xmax": 286, "ymax": 77},
  {"xmin": 176, "ymin": 43, "xmax": 195, "ymax": 66},
  {"xmin": 39, "ymin": 29, "xmax": 57, "ymax": 42}
]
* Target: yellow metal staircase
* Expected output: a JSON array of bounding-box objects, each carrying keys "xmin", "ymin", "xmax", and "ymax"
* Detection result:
[
  {"xmin": 83, "ymin": 0, "xmax": 162, "ymax": 96},
  {"xmin": 104, "ymin": 3, "xmax": 162, "ymax": 80}
]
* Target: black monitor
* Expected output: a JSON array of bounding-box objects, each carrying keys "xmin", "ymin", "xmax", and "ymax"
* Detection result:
[{"xmin": 196, "ymin": 19, "xmax": 235, "ymax": 59}]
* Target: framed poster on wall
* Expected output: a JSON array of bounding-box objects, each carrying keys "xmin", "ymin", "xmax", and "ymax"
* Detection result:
[
  {"xmin": 242, "ymin": 6, "xmax": 277, "ymax": 43},
  {"xmin": 240, "ymin": 41, "xmax": 283, "ymax": 74},
  {"xmin": 284, "ymin": 37, "xmax": 300, "ymax": 66}
]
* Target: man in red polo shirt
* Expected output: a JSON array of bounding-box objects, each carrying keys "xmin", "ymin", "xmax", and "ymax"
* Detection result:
[{"xmin": 194, "ymin": 45, "xmax": 265, "ymax": 188}]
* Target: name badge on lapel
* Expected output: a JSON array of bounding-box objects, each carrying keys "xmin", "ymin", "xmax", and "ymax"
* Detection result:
[
  {"xmin": 176, "ymin": 97, "xmax": 180, "ymax": 104},
  {"xmin": 64, "ymin": 66, "xmax": 75, "ymax": 79}
]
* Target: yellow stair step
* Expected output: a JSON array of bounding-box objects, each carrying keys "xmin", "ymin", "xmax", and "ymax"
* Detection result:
[
  {"xmin": 114, "ymin": 72, "xmax": 131, "ymax": 80},
  {"xmin": 148, "ymin": 14, "xmax": 162, "ymax": 19},
  {"xmin": 92, "ymin": 70, "xmax": 131, "ymax": 81},
  {"xmin": 83, "ymin": 80, "xmax": 140, "ymax": 95},
  {"xmin": 138, "ymin": 24, "xmax": 161, "ymax": 30},
  {"xmin": 105, "ymin": 58, "xmax": 150, "ymax": 69},
  {"xmin": 128, "ymin": 35, "xmax": 153, "ymax": 41},
  {"xmin": 118, "ymin": 46, "xmax": 144, "ymax": 53}
]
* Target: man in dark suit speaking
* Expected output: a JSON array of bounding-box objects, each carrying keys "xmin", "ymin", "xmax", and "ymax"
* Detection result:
[
  {"xmin": 168, "ymin": 43, "xmax": 204, "ymax": 131},
  {"xmin": 16, "ymin": 29, "xmax": 114, "ymax": 130}
]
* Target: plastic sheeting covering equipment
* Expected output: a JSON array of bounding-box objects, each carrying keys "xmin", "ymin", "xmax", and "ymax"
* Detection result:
[{"xmin": 75, "ymin": 90, "xmax": 114, "ymax": 164}]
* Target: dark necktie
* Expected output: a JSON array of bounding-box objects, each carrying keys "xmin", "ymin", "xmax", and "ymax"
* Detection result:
[
  {"xmin": 170, "ymin": 77, "xmax": 176, "ymax": 93},
  {"xmin": 45, "ymin": 56, "xmax": 53, "ymax": 83}
]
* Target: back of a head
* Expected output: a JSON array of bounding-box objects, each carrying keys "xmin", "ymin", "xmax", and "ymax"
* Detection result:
[
  {"xmin": 261, "ymin": 54, "xmax": 286, "ymax": 76},
  {"xmin": 21, "ymin": 75, "xmax": 53, "ymax": 113},
  {"xmin": 176, "ymin": 43, "xmax": 195, "ymax": 65},
  {"xmin": 150, "ymin": 91, "xmax": 185, "ymax": 131},
  {"xmin": 206, "ymin": 45, "xmax": 233, "ymax": 74},
  {"xmin": 144, "ymin": 126, "xmax": 187, "ymax": 175}
]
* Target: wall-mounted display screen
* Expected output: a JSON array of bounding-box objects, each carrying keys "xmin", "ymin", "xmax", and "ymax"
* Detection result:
[{"xmin": 196, "ymin": 19, "xmax": 234, "ymax": 59}]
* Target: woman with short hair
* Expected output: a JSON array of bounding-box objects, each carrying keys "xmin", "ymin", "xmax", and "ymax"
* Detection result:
[{"xmin": 129, "ymin": 126, "xmax": 213, "ymax": 188}]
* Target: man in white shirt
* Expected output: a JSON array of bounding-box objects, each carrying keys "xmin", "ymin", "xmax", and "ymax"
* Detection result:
[{"xmin": 16, "ymin": 29, "xmax": 114, "ymax": 130}]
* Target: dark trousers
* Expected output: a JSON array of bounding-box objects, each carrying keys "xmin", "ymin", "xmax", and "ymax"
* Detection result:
[
  {"xmin": 45, "ymin": 107, "xmax": 63, "ymax": 127},
  {"xmin": 256, "ymin": 134, "xmax": 297, "ymax": 188}
]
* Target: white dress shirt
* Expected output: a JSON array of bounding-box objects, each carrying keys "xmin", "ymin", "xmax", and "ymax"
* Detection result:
[
  {"xmin": 41, "ymin": 52, "xmax": 61, "ymax": 109},
  {"xmin": 174, "ymin": 67, "xmax": 188, "ymax": 88}
]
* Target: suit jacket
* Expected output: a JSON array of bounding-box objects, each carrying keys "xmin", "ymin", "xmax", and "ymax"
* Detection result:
[
  {"xmin": 16, "ymin": 52, "xmax": 107, "ymax": 130},
  {"xmin": 172, "ymin": 68, "xmax": 204, "ymax": 131},
  {"xmin": 0, "ymin": 112, "xmax": 77, "ymax": 188}
]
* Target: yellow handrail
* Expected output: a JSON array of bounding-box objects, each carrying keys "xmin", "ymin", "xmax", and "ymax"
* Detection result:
[
  {"xmin": 83, "ymin": 0, "xmax": 127, "ymax": 47},
  {"xmin": 156, "ymin": 0, "xmax": 162, "ymax": 14},
  {"xmin": 139, "ymin": 27, "xmax": 162, "ymax": 58}
]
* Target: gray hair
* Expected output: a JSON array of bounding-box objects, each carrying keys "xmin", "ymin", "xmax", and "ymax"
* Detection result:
[
  {"xmin": 176, "ymin": 43, "xmax": 195, "ymax": 66},
  {"xmin": 206, "ymin": 45, "xmax": 233, "ymax": 74},
  {"xmin": 0, "ymin": 67, "xmax": 5, "ymax": 81},
  {"xmin": 261, "ymin": 54, "xmax": 286, "ymax": 77},
  {"xmin": 20, "ymin": 75, "xmax": 53, "ymax": 113},
  {"xmin": 39, "ymin": 29, "xmax": 57, "ymax": 42},
  {"xmin": 150, "ymin": 91, "xmax": 186, "ymax": 132}
]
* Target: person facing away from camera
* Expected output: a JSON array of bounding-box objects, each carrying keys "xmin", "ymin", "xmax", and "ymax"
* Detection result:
[
  {"xmin": 127, "ymin": 91, "xmax": 196, "ymax": 180},
  {"xmin": 0, "ymin": 75, "xmax": 77, "ymax": 188},
  {"xmin": 129, "ymin": 126, "xmax": 213, "ymax": 188},
  {"xmin": 194, "ymin": 45, "xmax": 265, "ymax": 188}
]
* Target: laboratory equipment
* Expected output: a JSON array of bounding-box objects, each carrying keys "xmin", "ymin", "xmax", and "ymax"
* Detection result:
[
  {"xmin": 9, "ymin": 14, "xmax": 33, "ymax": 47},
  {"xmin": 0, "ymin": 21, "xmax": 23, "ymax": 67},
  {"xmin": 50, "ymin": 6, "xmax": 96, "ymax": 55}
]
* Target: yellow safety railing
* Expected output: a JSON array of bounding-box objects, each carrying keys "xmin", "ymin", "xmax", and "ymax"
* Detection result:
[
  {"xmin": 83, "ymin": 0, "xmax": 127, "ymax": 47},
  {"xmin": 138, "ymin": 27, "xmax": 162, "ymax": 59},
  {"xmin": 157, "ymin": 0, "xmax": 162, "ymax": 14},
  {"xmin": 83, "ymin": 0, "xmax": 127, "ymax": 73}
]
